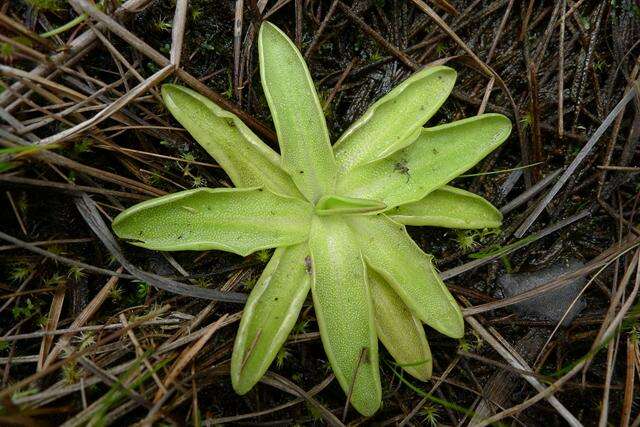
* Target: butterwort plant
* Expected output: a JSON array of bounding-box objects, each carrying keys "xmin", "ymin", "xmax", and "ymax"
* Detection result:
[{"xmin": 112, "ymin": 22, "xmax": 511, "ymax": 416}]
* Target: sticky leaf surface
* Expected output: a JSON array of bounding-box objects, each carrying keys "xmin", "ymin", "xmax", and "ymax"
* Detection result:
[
  {"xmin": 337, "ymin": 114, "xmax": 512, "ymax": 209},
  {"xmin": 390, "ymin": 185, "xmax": 502, "ymax": 228},
  {"xmin": 259, "ymin": 22, "xmax": 336, "ymax": 202},
  {"xmin": 162, "ymin": 84, "xmax": 300, "ymax": 198},
  {"xmin": 232, "ymin": 244, "xmax": 311, "ymax": 393},
  {"xmin": 113, "ymin": 187, "xmax": 312, "ymax": 256},
  {"xmin": 347, "ymin": 214, "xmax": 464, "ymax": 338},
  {"xmin": 369, "ymin": 269, "xmax": 432, "ymax": 381},
  {"xmin": 335, "ymin": 66, "xmax": 456, "ymax": 172},
  {"xmin": 308, "ymin": 216, "xmax": 381, "ymax": 416}
]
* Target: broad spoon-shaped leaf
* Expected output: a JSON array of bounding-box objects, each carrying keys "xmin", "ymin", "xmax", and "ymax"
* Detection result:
[
  {"xmin": 232, "ymin": 243, "xmax": 311, "ymax": 393},
  {"xmin": 112, "ymin": 187, "xmax": 312, "ymax": 256},
  {"xmin": 308, "ymin": 216, "xmax": 381, "ymax": 416},
  {"xmin": 368, "ymin": 269, "xmax": 432, "ymax": 381},
  {"xmin": 390, "ymin": 185, "xmax": 502, "ymax": 229},
  {"xmin": 337, "ymin": 114, "xmax": 512, "ymax": 209},
  {"xmin": 347, "ymin": 214, "xmax": 464, "ymax": 338},
  {"xmin": 259, "ymin": 22, "xmax": 337, "ymax": 202},
  {"xmin": 162, "ymin": 84, "xmax": 301, "ymax": 198},
  {"xmin": 334, "ymin": 66, "xmax": 456, "ymax": 172}
]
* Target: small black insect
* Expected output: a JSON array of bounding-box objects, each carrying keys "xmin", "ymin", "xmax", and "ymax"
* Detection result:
[{"xmin": 393, "ymin": 159, "xmax": 411, "ymax": 182}]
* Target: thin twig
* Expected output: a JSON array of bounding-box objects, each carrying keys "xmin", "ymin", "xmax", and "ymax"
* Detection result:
[
  {"xmin": 515, "ymin": 85, "xmax": 638, "ymax": 237},
  {"xmin": 170, "ymin": 0, "xmax": 189, "ymax": 66}
]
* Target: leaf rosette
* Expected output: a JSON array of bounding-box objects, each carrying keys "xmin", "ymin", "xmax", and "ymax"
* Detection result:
[{"xmin": 112, "ymin": 21, "xmax": 511, "ymax": 416}]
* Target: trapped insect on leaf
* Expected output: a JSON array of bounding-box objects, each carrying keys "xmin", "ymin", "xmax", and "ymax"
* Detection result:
[{"xmin": 112, "ymin": 21, "xmax": 511, "ymax": 416}]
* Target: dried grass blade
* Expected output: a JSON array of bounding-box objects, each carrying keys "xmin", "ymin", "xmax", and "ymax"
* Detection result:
[
  {"xmin": 44, "ymin": 270, "xmax": 123, "ymax": 369},
  {"xmin": 154, "ymin": 315, "xmax": 229, "ymax": 402},
  {"xmin": 515, "ymin": 86, "xmax": 639, "ymax": 237}
]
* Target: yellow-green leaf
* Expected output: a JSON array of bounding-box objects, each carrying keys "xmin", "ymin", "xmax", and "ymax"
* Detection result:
[
  {"xmin": 334, "ymin": 66, "xmax": 456, "ymax": 172},
  {"xmin": 390, "ymin": 185, "xmax": 502, "ymax": 229},
  {"xmin": 347, "ymin": 214, "xmax": 463, "ymax": 338},
  {"xmin": 112, "ymin": 187, "xmax": 312, "ymax": 256},
  {"xmin": 231, "ymin": 243, "xmax": 311, "ymax": 393},
  {"xmin": 162, "ymin": 84, "xmax": 301, "ymax": 198},
  {"xmin": 336, "ymin": 114, "xmax": 512, "ymax": 209},
  {"xmin": 258, "ymin": 22, "xmax": 336, "ymax": 202},
  {"xmin": 369, "ymin": 269, "xmax": 432, "ymax": 381},
  {"xmin": 308, "ymin": 216, "xmax": 381, "ymax": 416}
]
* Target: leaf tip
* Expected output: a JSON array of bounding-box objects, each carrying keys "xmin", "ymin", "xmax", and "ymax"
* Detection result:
[
  {"xmin": 492, "ymin": 113, "xmax": 513, "ymax": 147},
  {"xmin": 161, "ymin": 83, "xmax": 187, "ymax": 114},
  {"xmin": 489, "ymin": 112, "xmax": 513, "ymax": 133},
  {"xmin": 358, "ymin": 404, "xmax": 381, "ymax": 418},
  {"xmin": 160, "ymin": 83, "xmax": 181, "ymax": 101},
  {"xmin": 416, "ymin": 64, "xmax": 457, "ymax": 95},
  {"xmin": 405, "ymin": 355, "xmax": 433, "ymax": 381},
  {"xmin": 435, "ymin": 64, "xmax": 457, "ymax": 81},
  {"xmin": 230, "ymin": 369, "xmax": 254, "ymax": 395},
  {"xmin": 437, "ymin": 313, "xmax": 465, "ymax": 339},
  {"xmin": 258, "ymin": 20, "xmax": 281, "ymax": 44},
  {"xmin": 111, "ymin": 211, "xmax": 128, "ymax": 238}
]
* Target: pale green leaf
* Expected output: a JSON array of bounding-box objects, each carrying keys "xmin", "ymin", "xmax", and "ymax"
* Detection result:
[
  {"xmin": 112, "ymin": 187, "xmax": 312, "ymax": 256},
  {"xmin": 336, "ymin": 114, "xmax": 512, "ymax": 209},
  {"xmin": 347, "ymin": 214, "xmax": 463, "ymax": 338},
  {"xmin": 231, "ymin": 243, "xmax": 311, "ymax": 393},
  {"xmin": 369, "ymin": 269, "xmax": 432, "ymax": 381},
  {"xmin": 315, "ymin": 194, "xmax": 386, "ymax": 216},
  {"xmin": 334, "ymin": 66, "xmax": 456, "ymax": 172},
  {"xmin": 308, "ymin": 216, "xmax": 381, "ymax": 416},
  {"xmin": 162, "ymin": 84, "xmax": 301, "ymax": 198},
  {"xmin": 390, "ymin": 185, "xmax": 502, "ymax": 229},
  {"xmin": 259, "ymin": 21, "xmax": 336, "ymax": 202}
]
